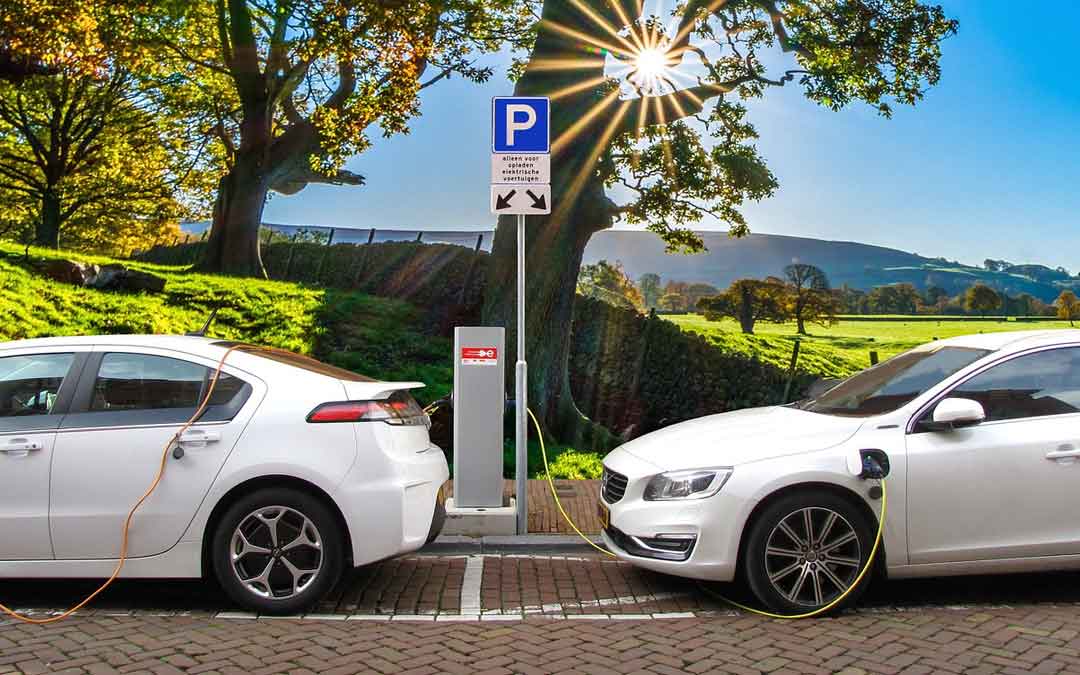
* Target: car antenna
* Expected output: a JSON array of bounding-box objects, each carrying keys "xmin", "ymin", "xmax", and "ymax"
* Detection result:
[{"xmin": 187, "ymin": 305, "xmax": 221, "ymax": 337}]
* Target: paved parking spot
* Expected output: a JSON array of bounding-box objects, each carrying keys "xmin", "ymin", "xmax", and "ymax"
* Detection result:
[{"xmin": 6, "ymin": 556, "xmax": 1080, "ymax": 673}]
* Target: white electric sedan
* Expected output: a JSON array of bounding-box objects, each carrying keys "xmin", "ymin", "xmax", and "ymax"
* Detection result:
[
  {"xmin": 601, "ymin": 329, "xmax": 1080, "ymax": 613},
  {"xmin": 0, "ymin": 335, "xmax": 448, "ymax": 614}
]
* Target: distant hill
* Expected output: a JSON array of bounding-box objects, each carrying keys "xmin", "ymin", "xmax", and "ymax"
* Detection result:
[{"xmin": 582, "ymin": 231, "xmax": 1079, "ymax": 303}]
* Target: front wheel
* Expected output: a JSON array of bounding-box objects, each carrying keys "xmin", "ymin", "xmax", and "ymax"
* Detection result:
[
  {"xmin": 743, "ymin": 490, "xmax": 876, "ymax": 615},
  {"xmin": 211, "ymin": 488, "xmax": 344, "ymax": 615}
]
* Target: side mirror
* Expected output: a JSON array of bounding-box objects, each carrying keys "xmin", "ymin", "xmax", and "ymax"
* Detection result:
[{"xmin": 930, "ymin": 397, "xmax": 986, "ymax": 430}]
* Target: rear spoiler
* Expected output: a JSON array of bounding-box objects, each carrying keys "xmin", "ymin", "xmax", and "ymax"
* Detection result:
[{"xmin": 371, "ymin": 381, "xmax": 425, "ymax": 399}]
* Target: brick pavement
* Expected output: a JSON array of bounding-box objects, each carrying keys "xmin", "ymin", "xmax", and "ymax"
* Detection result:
[
  {"xmin": 5, "ymin": 603, "xmax": 1080, "ymax": 674},
  {"xmin": 442, "ymin": 480, "xmax": 603, "ymax": 534}
]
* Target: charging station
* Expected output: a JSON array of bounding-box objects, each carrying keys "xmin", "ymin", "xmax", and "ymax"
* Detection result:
[{"xmin": 443, "ymin": 327, "xmax": 518, "ymax": 535}]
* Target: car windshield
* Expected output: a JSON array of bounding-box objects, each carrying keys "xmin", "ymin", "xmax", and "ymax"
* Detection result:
[
  {"xmin": 211, "ymin": 341, "xmax": 375, "ymax": 382},
  {"xmin": 797, "ymin": 345, "xmax": 991, "ymax": 417}
]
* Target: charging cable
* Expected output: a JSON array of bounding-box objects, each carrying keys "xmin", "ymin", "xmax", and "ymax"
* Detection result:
[
  {"xmin": 528, "ymin": 407, "xmax": 887, "ymax": 618},
  {"xmin": 0, "ymin": 343, "xmax": 256, "ymax": 625}
]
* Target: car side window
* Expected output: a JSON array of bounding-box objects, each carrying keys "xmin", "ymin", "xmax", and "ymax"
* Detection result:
[
  {"xmin": 948, "ymin": 347, "xmax": 1080, "ymax": 422},
  {"xmin": 90, "ymin": 353, "xmax": 246, "ymax": 412},
  {"xmin": 0, "ymin": 353, "xmax": 75, "ymax": 419}
]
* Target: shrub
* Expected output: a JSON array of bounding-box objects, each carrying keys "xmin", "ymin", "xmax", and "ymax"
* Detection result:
[{"xmin": 538, "ymin": 450, "xmax": 604, "ymax": 480}]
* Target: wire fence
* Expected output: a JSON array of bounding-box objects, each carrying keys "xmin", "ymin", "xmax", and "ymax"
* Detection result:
[{"xmin": 166, "ymin": 222, "xmax": 495, "ymax": 252}]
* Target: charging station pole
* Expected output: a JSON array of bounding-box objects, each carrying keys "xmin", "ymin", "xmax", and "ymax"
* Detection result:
[
  {"xmin": 515, "ymin": 213, "xmax": 528, "ymax": 534},
  {"xmin": 490, "ymin": 96, "xmax": 551, "ymax": 535}
]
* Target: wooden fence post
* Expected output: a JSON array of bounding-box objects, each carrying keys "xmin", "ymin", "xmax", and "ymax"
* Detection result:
[
  {"xmin": 314, "ymin": 228, "xmax": 336, "ymax": 283},
  {"xmin": 351, "ymin": 228, "xmax": 376, "ymax": 287},
  {"xmin": 781, "ymin": 338, "xmax": 802, "ymax": 404},
  {"xmin": 283, "ymin": 233, "xmax": 300, "ymax": 279},
  {"xmin": 869, "ymin": 350, "xmax": 879, "ymax": 366}
]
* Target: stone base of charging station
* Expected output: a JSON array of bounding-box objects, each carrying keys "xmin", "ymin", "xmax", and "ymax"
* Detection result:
[{"xmin": 442, "ymin": 497, "xmax": 518, "ymax": 536}]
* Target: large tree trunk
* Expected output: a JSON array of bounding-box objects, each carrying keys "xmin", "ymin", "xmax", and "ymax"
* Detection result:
[
  {"xmin": 482, "ymin": 2, "xmax": 641, "ymax": 450},
  {"xmin": 199, "ymin": 154, "xmax": 269, "ymax": 277},
  {"xmin": 36, "ymin": 189, "xmax": 61, "ymax": 248}
]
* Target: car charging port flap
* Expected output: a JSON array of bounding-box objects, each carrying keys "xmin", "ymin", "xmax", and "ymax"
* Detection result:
[{"xmin": 307, "ymin": 391, "xmax": 427, "ymax": 426}]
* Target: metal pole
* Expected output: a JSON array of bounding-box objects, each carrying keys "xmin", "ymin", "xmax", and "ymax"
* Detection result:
[{"xmin": 515, "ymin": 214, "xmax": 528, "ymax": 534}]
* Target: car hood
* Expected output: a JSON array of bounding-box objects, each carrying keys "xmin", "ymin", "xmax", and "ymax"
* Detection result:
[{"xmin": 617, "ymin": 406, "xmax": 864, "ymax": 471}]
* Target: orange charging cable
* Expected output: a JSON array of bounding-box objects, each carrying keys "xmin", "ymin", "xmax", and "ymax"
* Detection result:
[{"xmin": 0, "ymin": 343, "xmax": 251, "ymax": 625}]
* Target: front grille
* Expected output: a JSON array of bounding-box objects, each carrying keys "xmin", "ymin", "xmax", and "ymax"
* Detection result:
[{"xmin": 601, "ymin": 468, "xmax": 628, "ymax": 503}]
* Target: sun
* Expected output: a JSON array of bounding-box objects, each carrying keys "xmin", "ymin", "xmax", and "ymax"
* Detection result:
[{"xmin": 629, "ymin": 45, "xmax": 674, "ymax": 95}]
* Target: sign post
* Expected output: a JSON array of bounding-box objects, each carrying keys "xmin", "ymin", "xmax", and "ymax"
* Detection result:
[{"xmin": 491, "ymin": 96, "xmax": 551, "ymax": 535}]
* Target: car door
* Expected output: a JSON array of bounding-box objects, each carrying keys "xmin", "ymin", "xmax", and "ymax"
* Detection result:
[
  {"xmin": 0, "ymin": 349, "xmax": 87, "ymax": 560},
  {"xmin": 906, "ymin": 345, "xmax": 1080, "ymax": 564},
  {"xmin": 50, "ymin": 347, "xmax": 261, "ymax": 559}
]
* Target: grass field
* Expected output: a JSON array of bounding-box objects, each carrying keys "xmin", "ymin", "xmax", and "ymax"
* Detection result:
[
  {"xmin": 0, "ymin": 242, "xmax": 452, "ymax": 402},
  {"xmin": 667, "ymin": 314, "xmax": 1077, "ymax": 379}
]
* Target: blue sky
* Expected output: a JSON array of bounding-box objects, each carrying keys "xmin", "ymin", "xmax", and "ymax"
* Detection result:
[{"xmin": 264, "ymin": 0, "xmax": 1080, "ymax": 271}]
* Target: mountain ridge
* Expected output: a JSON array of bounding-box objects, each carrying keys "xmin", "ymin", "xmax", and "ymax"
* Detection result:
[{"xmin": 582, "ymin": 230, "xmax": 1077, "ymax": 303}]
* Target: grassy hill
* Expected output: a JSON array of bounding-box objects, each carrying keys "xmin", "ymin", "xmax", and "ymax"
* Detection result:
[
  {"xmin": 667, "ymin": 314, "xmax": 1077, "ymax": 379},
  {"xmin": 0, "ymin": 243, "xmax": 452, "ymax": 403},
  {"xmin": 584, "ymin": 231, "xmax": 1080, "ymax": 302}
]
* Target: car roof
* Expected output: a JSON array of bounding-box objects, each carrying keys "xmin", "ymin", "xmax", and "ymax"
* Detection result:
[
  {"xmin": 0, "ymin": 334, "xmax": 222, "ymax": 352},
  {"xmin": 927, "ymin": 328, "xmax": 1080, "ymax": 352}
]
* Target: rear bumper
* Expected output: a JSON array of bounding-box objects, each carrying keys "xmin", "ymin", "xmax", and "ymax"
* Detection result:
[{"xmin": 335, "ymin": 445, "xmax": 449, "ymax": 566}]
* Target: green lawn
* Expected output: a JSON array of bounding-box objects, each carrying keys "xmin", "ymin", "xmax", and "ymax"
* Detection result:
[
  {"xmin": 667, "ymin": 314, "xmax": 1077, "ymax": 379},
  {"xmin": 0, "ymin": 242, "xmax": 452, "ymax": 403}
]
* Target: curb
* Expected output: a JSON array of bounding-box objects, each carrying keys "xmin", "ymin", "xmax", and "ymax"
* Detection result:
[{"xmin": 420, "ymin": 534, "xmax": 604, "ymax": 556}]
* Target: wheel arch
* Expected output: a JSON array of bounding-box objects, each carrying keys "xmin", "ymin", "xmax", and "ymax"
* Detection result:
[
  {"xmin": 200, "ymin": 475, "xmax": 354, "ymax": 576},
  {"xmin": 735, "ymin": 481, "xmax": 887, "ymax": 579}
]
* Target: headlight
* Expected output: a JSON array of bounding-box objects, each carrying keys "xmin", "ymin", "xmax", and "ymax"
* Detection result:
[{"xmin": 643, "ymin": 468, "xmax": 732, "ymax": 501}]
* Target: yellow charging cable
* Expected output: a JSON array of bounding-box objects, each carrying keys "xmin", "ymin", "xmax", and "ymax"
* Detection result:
[
  {"xmin": 529, "ymin": 408, "xmax": 616, "ymax": 558},
  {"xmin": 0, "ymin": 343, "xmax": 274, "ymax": 625},
  {"xmin": 528, "ymin": 406, "xmax": 887, "ymax": 618}
]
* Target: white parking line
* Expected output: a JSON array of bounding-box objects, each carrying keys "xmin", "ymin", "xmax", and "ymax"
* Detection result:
[{"xmin": 461, "ymin": 555, "xmax": 484, "ymax": 614}]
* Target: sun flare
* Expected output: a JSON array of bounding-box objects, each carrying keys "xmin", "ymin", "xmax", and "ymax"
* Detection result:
[{"xmin": 634, "ymin": 47, "xmax": 668, "ymax": 79}]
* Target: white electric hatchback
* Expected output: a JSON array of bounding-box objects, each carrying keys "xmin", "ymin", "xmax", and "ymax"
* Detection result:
[
  {"xmin": 601, "ymin": 329, "xmax": 1080, "ymax": 613},
  {"xmin": 0, "ymin": 335, "xmax": 448, "ymax": 614}
]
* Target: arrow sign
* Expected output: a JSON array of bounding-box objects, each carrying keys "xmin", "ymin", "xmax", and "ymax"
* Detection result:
[
  {"xmin": 495, "ymin": 189, "xmax": 517, "ymax": 210},
  {"xmin": 525, "ymin": 189, "xmax": 546, "ymax": 211},
  {"xmin": 490, "ymin": 184, "xmax": 551, "ymax": 215}
]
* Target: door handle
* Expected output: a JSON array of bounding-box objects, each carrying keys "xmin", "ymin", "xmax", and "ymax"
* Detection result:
[
  {"xmin": 178, "ymin": 430, "xmax": 221, "ymax": 446},
  {"xmin": 1, "ymin": 439, "xmax": 43, "ymax": 454},
  {"xmin": 1046, "ymin": 447, "xmax": 1080, "ymax": 461}
]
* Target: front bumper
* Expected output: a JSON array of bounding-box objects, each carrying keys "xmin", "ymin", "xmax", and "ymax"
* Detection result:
[{"xmin": 601, "ymin": 449, "xmax": 747, "ymax": 582}]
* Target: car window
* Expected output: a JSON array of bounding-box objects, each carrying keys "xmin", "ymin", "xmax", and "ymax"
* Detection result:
[
  {"xmin": 0, "ymin": 353, "xmax": 74, "ymax": 418},
  {"xmin": 799, "ymin": 346, "xmax": 990, "ymax": 417},
  {"xmin": 948, "ymin": 347, "xmax": 1080, "ymax": 422},
  {"xmin": 90, "ymin": 353, "xmax": 245, "ymax": 412}
]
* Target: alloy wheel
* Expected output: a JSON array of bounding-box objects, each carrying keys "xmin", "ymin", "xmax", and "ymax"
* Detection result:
[
  {"xmin": 229, "ymin": 505, "xmax": 324, "ymax": 600},
  {"xmin": 763, "ymin": 506, "xmax": 862, "ymax": 607}
]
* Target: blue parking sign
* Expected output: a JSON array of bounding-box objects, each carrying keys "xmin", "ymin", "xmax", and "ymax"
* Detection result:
[{"xmin": 492, "ymin": 97, "xmax": 550, "ymax": 153}]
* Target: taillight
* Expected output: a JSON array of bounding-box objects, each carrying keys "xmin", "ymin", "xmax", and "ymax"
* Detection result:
[{"xmin": 307, "ymin": 391, "xmax": 427, "ymax": 426}]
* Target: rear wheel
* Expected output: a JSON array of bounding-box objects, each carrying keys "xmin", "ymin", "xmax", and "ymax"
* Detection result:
[
  {"xmin": 211, "ymin": 488, "xmax": 344, "ymax": 615},
  {"xmin": 743, "ymin": 490, "xmax": 875, "ymax": 615}
]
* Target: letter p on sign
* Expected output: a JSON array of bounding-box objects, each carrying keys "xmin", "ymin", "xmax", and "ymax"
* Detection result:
[{"xmin": 492, "ymin": 97, "xmax": 550, "ymax": 153}]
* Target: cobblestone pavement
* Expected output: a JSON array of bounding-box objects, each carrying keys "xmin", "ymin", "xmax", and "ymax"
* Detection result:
[{"xmin": 5, "ymin": 556, "xmax": 1080, "ymax": 673}]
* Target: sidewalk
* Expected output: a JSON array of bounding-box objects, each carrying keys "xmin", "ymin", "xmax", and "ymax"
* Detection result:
[{"xmin": 442, "ymin": 479, "xmax": 603, "ymax": 535}]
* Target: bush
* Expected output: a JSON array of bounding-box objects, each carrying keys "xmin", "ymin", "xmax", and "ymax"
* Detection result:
[{"xmin": 537, "ymin": 449, "xmax": 604, "ymax": 480}]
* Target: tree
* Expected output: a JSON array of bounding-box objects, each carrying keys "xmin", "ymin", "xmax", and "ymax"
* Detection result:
[
  {"xmin": 638, "ymin": 272, "xmax": 661, "ymax": 309},
  {"xmin": 868, "ymin": 283, "xmax": 920, "ymax": 314},
  {"xmin": 0, "ymin": 2, "xmax": 111, "ymax": 82},
  {"xmin": 0, "ymin": 70, "xmax": 210, "ymax": 252},
  {"xmin": 964, "ymin": 283, "xmax": 1001, "ymax": 318},
  {"xmin": 482, "ymin": 0, "xmax": 956, "ymax": 446},
  {"xmin": 685, "ymin": 282, "xmax": 719, "ymax": 309},
  {"xmin": 657, "ymin": 293, "xmax": 687, "ymax": 312},
  {"xmin": 133, "ymin": 1, "xmax": 529, "ymax": 276},
  {"xmin": 577, "ymin": 259, "xmax": 644, "ymax": 310},
  {"xmin": 783, "ymin": 264, "xmax": 835, "ymax": 334},
  {"xmin": 1056, "ymin": 290, "xmax": 1080, "ymax": 326},
  {"xmin": 698, "ymin": 277, "xmax": 787, "ymax": 334}
]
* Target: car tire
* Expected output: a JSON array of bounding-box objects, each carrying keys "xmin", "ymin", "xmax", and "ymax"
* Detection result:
[
  {"xmin": 743, "ymin": 490, "xmax": 876, "ymax": 615},
  {"xmin": 211, "ymin": 487, "xmax": 344, "ymax": 615}
]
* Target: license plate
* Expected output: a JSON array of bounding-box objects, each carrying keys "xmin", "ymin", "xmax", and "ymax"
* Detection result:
[{"xmin": 597, "ymin": 501, "xmax": 610, "ymax": 529}]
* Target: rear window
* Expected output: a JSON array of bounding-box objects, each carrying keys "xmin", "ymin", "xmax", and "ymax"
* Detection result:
[{"xmin": 213, "ymin": 342, "xmax": 375, "ymax": 382}]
